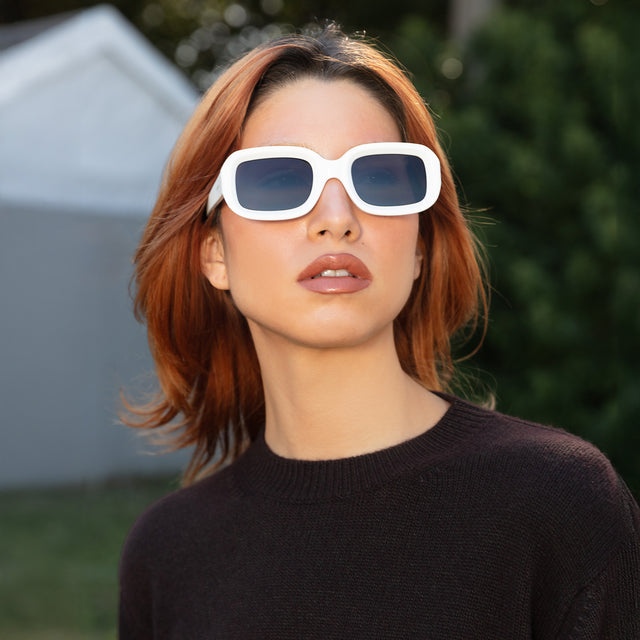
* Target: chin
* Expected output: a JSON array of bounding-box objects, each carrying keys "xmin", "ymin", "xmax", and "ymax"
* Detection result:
[{"xmin": 294, "ymin": 322, "xmax": 394, "ymax": 351}]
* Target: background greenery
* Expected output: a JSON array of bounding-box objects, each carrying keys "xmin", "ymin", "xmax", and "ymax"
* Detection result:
[
  {"xmin": 395, "ymin": 1, "xmax": 640, "ymax": 497},
  {"xmin": 1, "ymin": 0, "xmax": 638, "ymax": 636},
  {"xmin": 0, "ymin": 477, "xmax": 177, "ymax": 639}
]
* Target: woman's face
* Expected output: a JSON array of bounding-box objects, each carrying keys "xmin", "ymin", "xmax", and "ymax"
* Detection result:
[{"xmin": 202, "ymin": 77, "xmax": 422, "ymax": 351}]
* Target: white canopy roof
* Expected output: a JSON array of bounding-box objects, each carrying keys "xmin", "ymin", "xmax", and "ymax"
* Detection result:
[{"xmin": 0, "ymin": 4, "xmax": 199, "ymax": 216}]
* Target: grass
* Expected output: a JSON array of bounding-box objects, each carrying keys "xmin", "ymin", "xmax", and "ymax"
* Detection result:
[{"xmin": 0, "ymin": 475, "xmax": 179, "ymax": 639}]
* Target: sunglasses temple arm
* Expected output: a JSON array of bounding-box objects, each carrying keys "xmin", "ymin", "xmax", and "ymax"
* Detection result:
[{"xmin": 206, "ymin": 177, "xmax": 223, "ymax": 217}]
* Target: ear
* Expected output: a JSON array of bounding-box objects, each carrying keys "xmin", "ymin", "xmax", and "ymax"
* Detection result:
[{"xmin": 201, "ymin": 230, "xmax": 229, "ymax": 290}]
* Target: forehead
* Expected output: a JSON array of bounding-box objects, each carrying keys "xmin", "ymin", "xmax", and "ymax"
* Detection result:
[{"xmin": 239, "ymin": 78, "xmax": 402, "ymax": 154}]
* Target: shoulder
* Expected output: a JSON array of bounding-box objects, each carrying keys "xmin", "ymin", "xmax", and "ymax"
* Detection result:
[
  {"xmin": 120, "ymin": 464, "xmax": 237, "ymax": 571},
  {"xmin": 451, "ymin": 396, "xmax": 621, "ymax": 489},
  {"xmin": 446, "ymin": 396, "xmax": 639, "ymax": 550},
  {"xmin": 117, "ymin": 464, "xmax": 241, "ymax": 635},
  {"xmin": 435, "ymin": 396, "xmax": 640, "ymax": 600},
  {"xmin": 457, "ymin": 401, "xmax": 640, "ymax": 634}
]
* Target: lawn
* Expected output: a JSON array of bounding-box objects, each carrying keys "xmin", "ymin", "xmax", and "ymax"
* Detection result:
[{"xmin": 0, "ymin": 475, "xmax": 179, "ymax": 639}]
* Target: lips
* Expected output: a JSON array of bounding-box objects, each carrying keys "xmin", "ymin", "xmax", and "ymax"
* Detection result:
[{"xmin": 297, "ymin": 253, "xmax": 372, "ymax": 294}]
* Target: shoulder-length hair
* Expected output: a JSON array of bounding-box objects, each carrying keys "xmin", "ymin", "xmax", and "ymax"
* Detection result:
[{"xmin": 125, "ymin": 26, "xmax": 487, "ymax": 484}]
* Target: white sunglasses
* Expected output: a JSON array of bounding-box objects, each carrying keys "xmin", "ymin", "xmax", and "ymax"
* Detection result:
[{"xmin": 206, "ymin": 142, "xmax": 441, "ymax": 221}]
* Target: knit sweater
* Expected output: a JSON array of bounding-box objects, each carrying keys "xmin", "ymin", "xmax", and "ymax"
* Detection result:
[{"xmin": 118, "ymin": 395, "xmax": 640, "ymax": 639}]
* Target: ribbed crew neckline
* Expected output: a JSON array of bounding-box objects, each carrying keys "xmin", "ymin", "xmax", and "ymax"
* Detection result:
[{"xmin": 231, "ymin": 395, "xmax": 490, "ymax": 503}]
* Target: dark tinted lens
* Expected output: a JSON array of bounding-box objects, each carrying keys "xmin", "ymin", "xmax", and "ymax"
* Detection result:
[
  {"xmin": 236, "ymin": 157, "xmax": 313, "ymax": 211},
  {"xmin": 352, "ymin": 154, "xmax": 426, "ymax": 206}
]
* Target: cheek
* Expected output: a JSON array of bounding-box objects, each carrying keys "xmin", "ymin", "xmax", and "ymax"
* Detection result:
[
  {"xmin": 218, "ymin": 214, "xmax": 261, "ymax": 298},
  {"xmin": 224, "ymin": 236, "xmax": 265, "ymax": 295},
  {"xmin": 382, "ymin": 217, "xmax": 421, "ymax": 276},
  {"xmin": 219, "ymin": 211, "xmax": 266, "ymax": 278},
  {"xmin": 219, "ymin": 213, "xmax": 300, "ymax": 308}
]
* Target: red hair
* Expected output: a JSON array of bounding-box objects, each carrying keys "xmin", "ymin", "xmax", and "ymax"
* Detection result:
[{"xmin": 125, "ymin": 27, "xmax": 487, "ymax": 484}]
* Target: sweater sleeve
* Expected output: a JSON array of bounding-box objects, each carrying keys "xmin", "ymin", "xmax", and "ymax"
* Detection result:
[
  {"xmin": 556, "ymin": 482, "xmax": 640, "ymax": 640},
  {"xmin": 119, "ymin": 592, "xmax": 149, "ymax": 640},
  {"xmin": 118, "ymin": 507, "xmax": 156, "ymax": 640}
]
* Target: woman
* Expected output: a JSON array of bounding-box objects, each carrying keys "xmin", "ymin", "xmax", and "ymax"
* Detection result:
[{"xmin": 119, "ymin": 26, "xmax": 639, "ymax": 639}]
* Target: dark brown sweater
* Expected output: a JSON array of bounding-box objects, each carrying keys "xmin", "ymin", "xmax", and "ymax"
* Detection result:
[{"xmin": 119, "ymin": 395, "xmax": 640, "ymax": 639}]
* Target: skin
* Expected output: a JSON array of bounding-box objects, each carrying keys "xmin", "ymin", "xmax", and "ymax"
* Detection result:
[{"xmin": 202, "ymin": 78, "xmax": 449, "ymax": 460}]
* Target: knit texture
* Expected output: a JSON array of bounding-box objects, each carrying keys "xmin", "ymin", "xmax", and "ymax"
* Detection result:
[{"xmin": 119, "ymin": 396, "xmax": 640, "ymax": 639}]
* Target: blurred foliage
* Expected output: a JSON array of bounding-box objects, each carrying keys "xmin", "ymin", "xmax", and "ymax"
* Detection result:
[
  {"xmin": 2, "ymin": 0, "xmax": 637, "ymax": 493},
  {"xmin": 408, "ymin": 0, "xmax": 640, "ymax": 495},
  {"xmin": 124, "ymin": 0, "xmax": 448, "ymax": 90}
]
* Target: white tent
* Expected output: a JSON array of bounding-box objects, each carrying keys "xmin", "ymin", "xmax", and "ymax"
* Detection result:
[{"xmin": 0, "ymin": 5, "xmax": 199, "ymax": 486}]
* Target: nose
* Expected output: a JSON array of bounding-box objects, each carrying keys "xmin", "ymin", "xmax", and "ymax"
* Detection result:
[{"xmin": 306, "ymin": 179, "xmax": 362, "ymax": 241}]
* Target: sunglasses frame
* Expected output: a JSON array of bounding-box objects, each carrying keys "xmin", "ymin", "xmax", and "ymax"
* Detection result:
[{"xmin": 206, "ymin": 142, "xmax": 441, "ymax": 221}]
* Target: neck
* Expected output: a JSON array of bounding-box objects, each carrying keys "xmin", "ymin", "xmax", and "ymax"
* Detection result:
[{"xmin": 250, "ymin": 325, "xmax": 449, "ymax": 460}]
